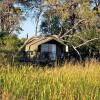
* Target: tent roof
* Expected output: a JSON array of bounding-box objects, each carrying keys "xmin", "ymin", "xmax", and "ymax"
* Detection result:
[{"xmin": 20, "ymin": 35, "xmax": 66, "ymax": 51}]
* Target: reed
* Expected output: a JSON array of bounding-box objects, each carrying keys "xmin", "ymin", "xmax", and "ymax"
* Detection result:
[{"xmin": 0, "ymin": 61, "xmax": 100, "ymax": 100}]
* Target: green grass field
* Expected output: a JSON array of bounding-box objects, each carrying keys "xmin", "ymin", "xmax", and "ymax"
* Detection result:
[{"xmin": 0, "ymin": 62, "xmax": 100, "ymax": 100}]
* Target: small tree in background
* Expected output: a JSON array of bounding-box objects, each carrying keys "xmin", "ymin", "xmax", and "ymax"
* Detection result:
[{"xmin": 0, "ymin": 32, "xmax": 24, "ymax": 64}]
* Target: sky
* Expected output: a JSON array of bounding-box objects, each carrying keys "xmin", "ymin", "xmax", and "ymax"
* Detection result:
[
  {"xmin": 13, "ymin": 4, "xmax": 36, "ymax": 39},
  {"xmin": 18, "ymin": 17, "xmax": 36, "ymax": 38}
]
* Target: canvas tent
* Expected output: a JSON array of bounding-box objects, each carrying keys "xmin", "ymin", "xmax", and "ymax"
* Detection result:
[{"xmin": 20, "ymin": 35, "xmax": 68, "ymax": 64}]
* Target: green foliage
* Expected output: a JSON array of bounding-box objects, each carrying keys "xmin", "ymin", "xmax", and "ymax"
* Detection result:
[
  {"xmin": 1, "ymin": 0, "xmax": 100, "ymax": 62},
  {"xmin": 40, "ymin": 16, "xmax": 61, "ymax": 35},
  {"xmin": 0, "ymin": 32, "xmax": 20, "ymax": 52},
  {"xmin": 0, "ymin": 32, "xmax": 23, "ymax": 63},
  {"xmin": 68, "ymin": 28, "xmax": 100, "ymax": 52},
  {"xmin": 40, "ymin": 0, "xmax": 100, "ymax": 36}
]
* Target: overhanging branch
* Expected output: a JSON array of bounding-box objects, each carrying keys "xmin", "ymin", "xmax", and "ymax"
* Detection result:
[
  {"xmin": 60, "ymin": 19, "xmax": 85, "ymax": 39},
  {"xmin": 62, "ymin": 40, "xmax": 82, "ymax": 62},
  {"xmin": 75, "ymin": 37, "xmax": 100, "ymax": 49}
]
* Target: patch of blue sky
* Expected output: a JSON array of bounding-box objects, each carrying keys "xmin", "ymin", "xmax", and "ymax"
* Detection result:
[{"xmin": 18, "ymin": 17, "xmax": 36, "ymax": 38}]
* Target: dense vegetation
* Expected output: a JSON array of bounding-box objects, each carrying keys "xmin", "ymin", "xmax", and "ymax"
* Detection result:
[
  {"xmin": 0, "ymin": 1, "xmax": 100, "ymax": 100},
  {"xmin": 0, "ymin": 0, "xmax": 100, "ymax": 63},
  {"xmin": 0, "ymin": 32, "xmax": 26, "ymax": 63},
  {"xmin": 0, "ymin": 62, "xmax": 100, "ymax": 100}
]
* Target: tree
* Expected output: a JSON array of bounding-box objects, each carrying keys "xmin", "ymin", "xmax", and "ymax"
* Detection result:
[
  {"xmin": 0, "ymin": 0, "xmax": 23, "ymax": 33},
  {"xmin": 39, "ymin": 0, "xmax": 100, "ymax": 61},
  {"xmin": 18, "ymin": 0, "xmax": 44, "ymax": 35},
  {"xmin": 40, "ymin": 16, "xmax": 61, "ymax": 35},
  {"xmin": 0, "ymin": 32, "xmax": 24, "ymax": 63}
]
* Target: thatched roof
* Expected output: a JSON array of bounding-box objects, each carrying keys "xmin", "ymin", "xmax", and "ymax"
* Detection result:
[{"xmin": 20, "ymin": 35, "xmax": 66, "ymax": 51}]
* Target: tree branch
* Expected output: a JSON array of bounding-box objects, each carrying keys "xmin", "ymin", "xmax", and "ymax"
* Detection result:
[
  {"xmin": 62, "ymin": 40, "xmax": 82, "ymax": 62},
  {"xmin": 75, "ymin": 37, "xmax": 100, "ymax": 49},
  {"xmin": 60, "ymin": 19, "xmax": 85, "ymax": 39},
  {"xmin": 62, "ymin": 34, "xmax": 86, "ymax": 42}
]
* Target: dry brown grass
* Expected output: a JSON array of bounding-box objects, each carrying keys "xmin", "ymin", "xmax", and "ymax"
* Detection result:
[{"xmin": 0, "ymin": 61, "xmax": 100, "ymax": 100}]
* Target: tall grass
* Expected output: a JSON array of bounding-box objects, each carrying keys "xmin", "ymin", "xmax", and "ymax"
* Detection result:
[{"xmin": 0, "ymin": 62, "xmax": 100, "ymax": 100}]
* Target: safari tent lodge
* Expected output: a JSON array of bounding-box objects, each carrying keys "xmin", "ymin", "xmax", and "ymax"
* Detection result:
[{"xmin": 20, "ymin": 35, "xmax": 69, "ymax": 65}]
